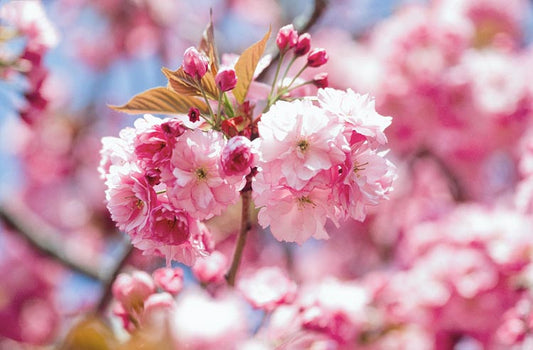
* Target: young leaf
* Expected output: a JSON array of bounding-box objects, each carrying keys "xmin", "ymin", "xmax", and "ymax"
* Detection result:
[
  {"xmin": 233, "ymin": 28, "xmax": 271, "ymax": 104},
  {"xmin": 162, "ymin": 67, "xmax": 219, "ymax": 100},
  {"xmin": 199, "ymin": 10, "xmax": 219, "ymax": 75},
  {"xmin": 109, "ymin": 87, "xmax": 208, "ymax": 115}
]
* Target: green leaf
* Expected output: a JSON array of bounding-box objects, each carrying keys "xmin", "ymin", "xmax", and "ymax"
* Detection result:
[
  {"xmin": 233, "ymin": 28, "xmax": 271, "ymax": 104},
  {"xmin": 109, "ymin": 87, "xmax": 208, "ymax": 115},
  {"xmin": 162, "ymin": 67, "xmax": 219, "ymax": 100}
]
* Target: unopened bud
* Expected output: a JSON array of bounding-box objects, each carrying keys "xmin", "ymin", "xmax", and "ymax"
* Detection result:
[
  {"xmin": 294, "ymin": 33, "xmax": 311, "ymax": 56},
  {"xmin": 215, "ymin": 67, "xmax": 237, "ymax": 92},
  {"xmin": 221, "ymin": 136, "xmax": 254, "ymax": 176},
  {"xmin": 188, "ymin": 107, "xmax": 200, "ymax": 123},
  {"xmin": 307, "ymin": 48, "xmax": 328, "ymax": 68},
  {"xmin": 312, "ymin": 72, "xmax": 329, "ymax": 88},
  {"xmin": 276, "ymin": 24, "xmax": 298, "ymax": 52},
  {"xmin": 183, "ymin": 47, "xmax": 209, "ymax": 79}
]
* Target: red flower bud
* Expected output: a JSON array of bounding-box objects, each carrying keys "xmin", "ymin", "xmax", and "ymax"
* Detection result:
[
  {"xmin": 294, "ymin": 33, "xmax": 311, "ymax": 56},
  {"xmin": 276, "ymin": 24, "xmax": 298, "ymax": 52},
  {"xmin": 182, "ymin": 47, "xmax": 209, "ymax": 79},
  {"xmin": 215, "ymin": 67, "xmax": 237, "ymax": 92},
  {"xmin": 188, "ymin": 107, "xmax": 200, "ymax": 123},
  {"xmin": 312, "ymin": 72, "xmax": 329, "ymax": 88},
  {"xmin": 221, "ymin": 136, "xmax": 254, "ymax": 176},
  {"xmin": 307, "ymin": 48, "xmax": 328, "ymax": 68}
]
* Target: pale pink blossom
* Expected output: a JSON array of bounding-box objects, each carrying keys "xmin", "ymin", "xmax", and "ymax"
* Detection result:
[
  {"xmin": 192, "ymin": 250, "xmax": 228, "ymax": 285},
  {"xmin": 133, "ymin": 213, "xmax": 213, "ymax": 266},
  {"xmin": 254, "ymin": 99, "xmax": 347, "ymax": 191},
  {"xmin": 166, "ymin": 129, "xmax": 245, "ymax": 220},
  {"xmin": 152, "ymin": 267, "xmax": 184, "ymax": 295},
  {"xmin": 253, "ymin": 178, "xmax": 332, "ymax": 244},
  {"xmin": 237, "ymin": 266, "xmax": 297, "ymax": 312},
  {"xmin": 171, "ymin": 289, "xmax": 248, "ymax": 349},
  {"xmin": 334, "ymin": 143, "xmax": 396, "ymax": 221},
  {"xmin": 98, "ymin": 127, "xmax": 135, "ymax": 179},
  {"xmin": 0, "ymin": 0, "xmax": 59, "ymax": 49},
  {"xmin": 105, "ymin": 164, "xmax": 156, "ymax": 235},
  {"xmin": 112, "ymin": 271, "xmax": 156, "ymax": 312},
  {"xmin": 133, "ymin": 114, "xmax": 186, "ymax": 182},
  {"xmin": 318, "ymin": 88, "xmax": 392, "ymax": 145}
]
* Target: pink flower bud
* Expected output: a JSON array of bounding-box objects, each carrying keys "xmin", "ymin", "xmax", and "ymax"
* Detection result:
[
  {"xmin": 276, "ymin": 24, "xmax": 298, "ymax": 52},
  {"xmin": 192, "ymin": 251, "xmax": 228, "ymax": 284},
  {"xmin": 221, "ymin": 136, "xmax": 254, "ymax": 176},
  {"xmin": 312, "ymin": 72, "xmax": 329, "ymax": 88},
  {"xmin": 215, "ymin": 67, "xmax": 237, "ymax": 92},
  {"xmin": 153, "ymin": 267, "xmax": 184, "ymax": 295},
  {"xmin": 112, "ymin": 271, "xmax": 156, "ymax": 311},
  {"xmin": 183, "ymin": 46, "xmax": 209, "ymax": 79},
  {"xmin": 188, "ymin": 107, "xmax": 200, "ymax": 123},
  {"xmin": 307, "ymin": 48, "xmax": 328, "ymax": 68},
  {"xmin": 294, "ymin": 33, "xmax": 311, "ymax": 56},
  {"xmin": 142, "ymin": 292, "xmax": 175, "ymax": 326}
]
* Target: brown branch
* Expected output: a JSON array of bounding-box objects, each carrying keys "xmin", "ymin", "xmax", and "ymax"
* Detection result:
[
  {"xmin": 256, "ymin": 0, "xmax": 329, "ymax": 81},
  {"xmin": 97, "ymin": 242, "xmax": 133, "ymax": 313},
  {"xmin": 225, "ymin": 187, "xmax": 252, "ymax": 287},
  {"xmin": 0, "ymin": 200, "xmax": 104, "ymax": 281}
]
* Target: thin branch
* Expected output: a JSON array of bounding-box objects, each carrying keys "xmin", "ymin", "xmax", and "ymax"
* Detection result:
[
  {"xmin": 256, "ymin": 0, "xmax": 329, "ymax": 81},
  {"xmin": 225, "ymin": 187, "xmax": 252, "ymax": 287},
  {"xmin": 97, "ymin": 242, "xmax": 133, "ymax": 313},
  {"xmin": 0, "ymin": 201, "xmax": 104, "ymax": 281}
]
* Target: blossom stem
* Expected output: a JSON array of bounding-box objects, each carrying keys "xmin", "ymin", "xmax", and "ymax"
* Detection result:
[
  {"xmin": 197, "ymin": 81, "xmax": 216, "ymax": 124},
  {"xmin": 225, "ymin": 186, "xmax": 252, "ymax": 287},
  {"xmin": 267, "ymin": 51, "xmax": 285, "ymax": 105}
]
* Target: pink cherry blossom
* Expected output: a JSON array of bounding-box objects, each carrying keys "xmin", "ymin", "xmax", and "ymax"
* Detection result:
[
  {"xmin": 105, "ymin": 163, "xmax": 156, "ymax": 235},
  {"xmin": 334, "ymin": 142, "xmax": 396, "ymax": 221},
  {"xmin": 152, "ymin": 267, "xmax": 184, "ymax": 295},
  {"xmin": 318, "ymin": 88, "xmax": 392, "ymax": 145},
  {"xmin": 253, "ymin": 177, "xmax": 333, "ymax": 244},
  {"xmin": 254, "ymin": 98, "xmax": 347, "ymax": 191},
  {"xmin": 221, "ymin": 135, "xmax": 255, "ymax": 177},
  {"xmin": 112, "ymin": 271, "xmax": 156, "ymax": 313},
  {"xmin": 166, "ymin": 129, "xmax": 245, "ymax": 220},
  {"xmin": 133, "ymin": 211, "xmax": 213, "ymax": 266},
  {"xmin": 192, "ymin": 250, "xmax": 228, "ymax": 285},
  {"xmin": 182, "ymin": 46, "xmax": 209, "ymax": 79},
  {"xmin": 237, "ymin": 266, "xmax": 297, "ymax": 312}
]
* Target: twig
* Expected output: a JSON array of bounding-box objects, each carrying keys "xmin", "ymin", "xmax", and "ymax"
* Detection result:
[
  {"xmin": 0, "ymin": 200, "xmax": 103, "ymax": 281},
  {"xmin": 96, "ymin": 242, "xmax": 133, "ymax": 313},
  {"xmin": 256, "ymin": 0, "xmax": 329, "ymax": 81},
  {"xmin": 411, "ymin": 147, "xmax": 467, "ymax": 202},
  {"xmin": 225, "ymin": 186, "xmax": 252, "ymax": 287}
]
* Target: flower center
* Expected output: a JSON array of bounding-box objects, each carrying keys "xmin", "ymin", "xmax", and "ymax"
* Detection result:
[
  {"xmin": 297, "ymin": 139, "xmax": 309, "ymax": 153},
  {"xmin": 297, "ymin": 196, "xmax": 316, "ymax": 210},
  {"xmin": 353, "ymin": 161, "xmax": 368, "ymax": 175},
  {"xmin": 195, "ymin": 167, "xmax": 208, "ymax": 180}
]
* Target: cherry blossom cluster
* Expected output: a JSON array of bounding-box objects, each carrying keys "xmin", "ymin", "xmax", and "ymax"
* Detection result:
[{"xmin": 100, "ymin": 23, "xmax": 396, "ymax": 264}]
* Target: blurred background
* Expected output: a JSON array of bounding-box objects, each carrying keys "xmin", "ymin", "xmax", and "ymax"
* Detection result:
[{"xmin": 3, "ymin": 0, "xmax": 533, "ymax": 348}]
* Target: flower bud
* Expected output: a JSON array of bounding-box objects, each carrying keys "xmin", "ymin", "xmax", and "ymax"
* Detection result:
[
  {"xmin": 192, "ymin": 251, "xmax": 228, "ymax": 284},
  {"xmin": 294, "ymin": 33, "xmax": 311, "ymax": 56},
  {"xmin": 153, "ymin": 267, "xmax": 184, "ymax": 295},
  {"xmin": 307, "ymin": 48, "xmax": 328, "ymax": 67},
  {"xmin": 312, "ymin": 72, "xmax": 329, "ymax": 88},
  {"xmin": 276, "ymin": 24, "xmax": 298, "ymax": 52},
  {"xmin": 215, "ymin": 67, "xmax": 237, "ymax": 92},
  {"xmin": 188, "ymin": 107, "xmax": 200, "ymax": 123},
  {"xmin": 183, "ymin": 46, "xmax": 209, "ymax": 79},
  {"xmin": 112, "ymin": 271, "xmax": 156, "ymax": 312},
  {"xmin": 221, "ymin": 136, "xmax": 254, "ymax": 176}
]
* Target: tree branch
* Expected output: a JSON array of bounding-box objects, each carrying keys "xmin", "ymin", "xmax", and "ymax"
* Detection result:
[
  {"xmin": 256, "ymin": 0, "xmax": 329, "ymax": 81},
  {"xmin": 0, "ymin": 200, "xmax": 104, "ymax": 281}
]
